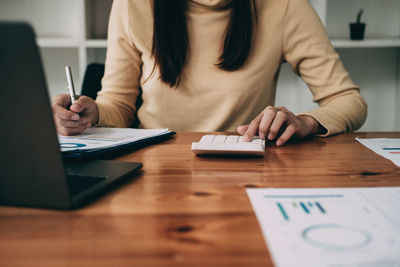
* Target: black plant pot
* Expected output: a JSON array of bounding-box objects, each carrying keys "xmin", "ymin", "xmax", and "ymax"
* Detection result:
[{"xmin": 349, "ymin": 23, "xmax": 366, "ymax": 40}]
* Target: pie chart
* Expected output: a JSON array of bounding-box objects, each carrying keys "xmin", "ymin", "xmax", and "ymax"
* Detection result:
[{"xmin": 302, "ymin": 224, "xmax": 372, "ymax": 250}]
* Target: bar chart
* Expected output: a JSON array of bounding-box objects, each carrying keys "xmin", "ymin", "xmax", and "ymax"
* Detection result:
[
  {"xmin": 382, "ymin": 147, "xmax": 400, "ymax": 154},
  {"xmin": 275, "ymin": 200, "xmax": 328, "ymax": 221},
  {"xmin": 263, "ymin": 193, "xmax": 344, "ymax": 221}
]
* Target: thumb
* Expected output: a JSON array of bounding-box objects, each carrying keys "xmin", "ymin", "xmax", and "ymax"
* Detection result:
[{"xmin": 70, "ymin": 96, "xmax": 92, "ymax": 113}]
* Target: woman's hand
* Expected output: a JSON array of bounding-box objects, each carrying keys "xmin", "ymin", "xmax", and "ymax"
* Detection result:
[
  {"xmin": 237, "ymin": 106, "xmax": 325, "ymax": 146},
  {"xmin": 52, "ymin": 94, "xmax": 99, "ymax": 136}
]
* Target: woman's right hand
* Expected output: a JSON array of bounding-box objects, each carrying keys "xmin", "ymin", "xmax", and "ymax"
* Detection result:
[{"xmin": 52, "ymin": 94, "xmax": 99, "ymax": 136}]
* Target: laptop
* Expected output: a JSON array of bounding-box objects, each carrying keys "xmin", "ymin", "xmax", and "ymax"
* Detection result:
[{"xmin": 0, "ymin": 22, "xmax": 142, "ymax": 209}]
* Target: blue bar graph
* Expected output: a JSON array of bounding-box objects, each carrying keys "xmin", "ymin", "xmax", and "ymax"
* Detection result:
[
  {"xmin": 277, "ymin": 202, "xmax": 289, "ymax": 221},
  {"xmin": 315, "ymin": 202, "xmax": 326, "ymax": 214},
  {"xmin": 300, "ymin": 202, "xmax": 310, "ymax": 214},
  {"xmin": 275, "ymin": 201, "xmax": 327, "ymax": 221}
]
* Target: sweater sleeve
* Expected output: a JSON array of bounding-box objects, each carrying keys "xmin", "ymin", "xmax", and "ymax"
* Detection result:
[
  {"xmin": 95, "ymin": 0, "xmax": 142, "ymax": 127},
  {"xmin": 282, "ymin": 0, "xmax": 367, "ymax": 136}
]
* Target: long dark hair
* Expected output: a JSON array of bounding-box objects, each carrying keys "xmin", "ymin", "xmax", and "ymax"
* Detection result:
[{"xmin": 152, "ymin": 0, "xmax": 257, "ymax": 87}]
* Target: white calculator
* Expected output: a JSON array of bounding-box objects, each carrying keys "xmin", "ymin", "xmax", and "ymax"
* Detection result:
[{"xmin": 191, "ymin": 135, "xmax": 265, "ymax": 156}]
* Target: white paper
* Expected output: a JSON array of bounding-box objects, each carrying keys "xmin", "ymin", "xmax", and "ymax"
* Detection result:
[
  {"xmin": 247, "ymin": 187, "xmax": 400, "ymax": 267},
  {"xmin": 58, "ymin": 127, "xmax": 170, "ymax": 152},
  {"xmin": 356, "ymin": 138, "xmax": 400, "ymax": 167}
]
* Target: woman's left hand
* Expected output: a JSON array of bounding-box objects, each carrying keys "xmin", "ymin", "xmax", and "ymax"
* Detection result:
[{"xmin": 237, "ymin": 106, "xmax": 325, "ymax": 146}]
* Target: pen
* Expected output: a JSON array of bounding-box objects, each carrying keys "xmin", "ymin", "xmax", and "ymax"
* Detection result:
[{"xmin": 65, "ymin": 66, "xmax": 78, "ymax": 104}]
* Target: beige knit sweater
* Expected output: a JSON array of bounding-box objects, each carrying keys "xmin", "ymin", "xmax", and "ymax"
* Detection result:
[{"xmin": 96, "ymin": 0, "xmax": 367, "ymax": 136}]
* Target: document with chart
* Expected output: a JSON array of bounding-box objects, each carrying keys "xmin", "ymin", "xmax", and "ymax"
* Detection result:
[
  {"xmin": 58, "ymin": 127, "xmax": 175, "ymax": 159},
  {"xmin": 356, "ymin": 138, "xmax": 400, "ymax": 167},
  {"xmin": 247, "ymin": 187, "xmax": 400, "ymax": 267},
  {"xmin": 58, "ymin": 127, "xmax": 172, "ymax": 152}
]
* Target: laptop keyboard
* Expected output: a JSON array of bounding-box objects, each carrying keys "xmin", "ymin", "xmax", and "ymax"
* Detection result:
[{"xmin": 66, "ymin": 174, "xmax": 107, "ymax": 195}]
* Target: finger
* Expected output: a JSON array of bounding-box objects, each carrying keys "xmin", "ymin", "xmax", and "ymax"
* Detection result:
[
  {"xmin": 54, "ymin": 117, "xmax": 76, "ymax": 133},
  {"xmin": 59, "ymin": 117, "xmax": 90, "ymax": 128},
  {"xmin": 242, "ymin": 113, "xmax": 263, "ymax": 141},
  {"xmin": 57, "ymin": 121, "xmax": 91, "ymax": 136},
  {"xmin": 275, "ymin": 106, "xmax": 288, "ymax": 112},
  {"xmin": 237, "ymin": 125, "xmax": 249, "ymax": 135},
  {"xmin": 258, "ymin": 107, "xmax": 277, "ymax": 139},
  {"xmin": 276, "ymin": 124, "xmax": 296, "ymax": 146},
  {"xmin": 52, "ymin": 103, "xmax": 80, "ymax": 121},
  {"xmin": 52, "ymin": 94, "xmax": 71, "ymax": 108},
  {"xmin": 268, "ymin": 111, "xmax": 289, "ymax": 140},
  {"xmin": 70, "ymin": 96, "xmax": 92, "ymax": 113}
]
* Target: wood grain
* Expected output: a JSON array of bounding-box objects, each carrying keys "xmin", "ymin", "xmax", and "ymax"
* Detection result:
[{"xmin": 1, "ymin": 132, "xmax": 399, "ymax": 267}]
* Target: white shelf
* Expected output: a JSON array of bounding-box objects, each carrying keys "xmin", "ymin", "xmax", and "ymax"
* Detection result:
[
  {"xmin": 332, "ymin": 39, "xmax": 400, "ymax": 48},
  {"xmin": 37, "ymin": 38, "xmax": 80, "ymax": 48},
  {"xmin": 85, "ymin": 39, "xmax": 108, "ymax": 48}
]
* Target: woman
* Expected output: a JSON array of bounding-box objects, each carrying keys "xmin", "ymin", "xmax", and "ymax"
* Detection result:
[{"xmin": 52, "ymin": 0, "xmax": 367, "ymax": 146}]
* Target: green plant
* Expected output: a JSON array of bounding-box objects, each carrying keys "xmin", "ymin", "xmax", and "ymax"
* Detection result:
[{"xmin": 356, "ymin": 9, "xmax": 364, "ymax": 23}]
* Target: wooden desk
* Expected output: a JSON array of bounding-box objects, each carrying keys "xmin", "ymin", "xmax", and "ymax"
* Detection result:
[{"xmin": 1, "ymin": 132, "xmax": 399, "ymax": 267}]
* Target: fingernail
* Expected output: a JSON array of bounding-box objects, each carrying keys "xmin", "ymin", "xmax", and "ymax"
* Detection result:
[
  {"xmin": 72, "ymin": 115, "xmax": 79, "ymax": 120},
  {"xmin": 276, "ymin": 140, "xmax": 282, "ymax": 146},
  {"xmin": 268, "ymin": 133, "xmax": 274, "ymax": 140}
]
